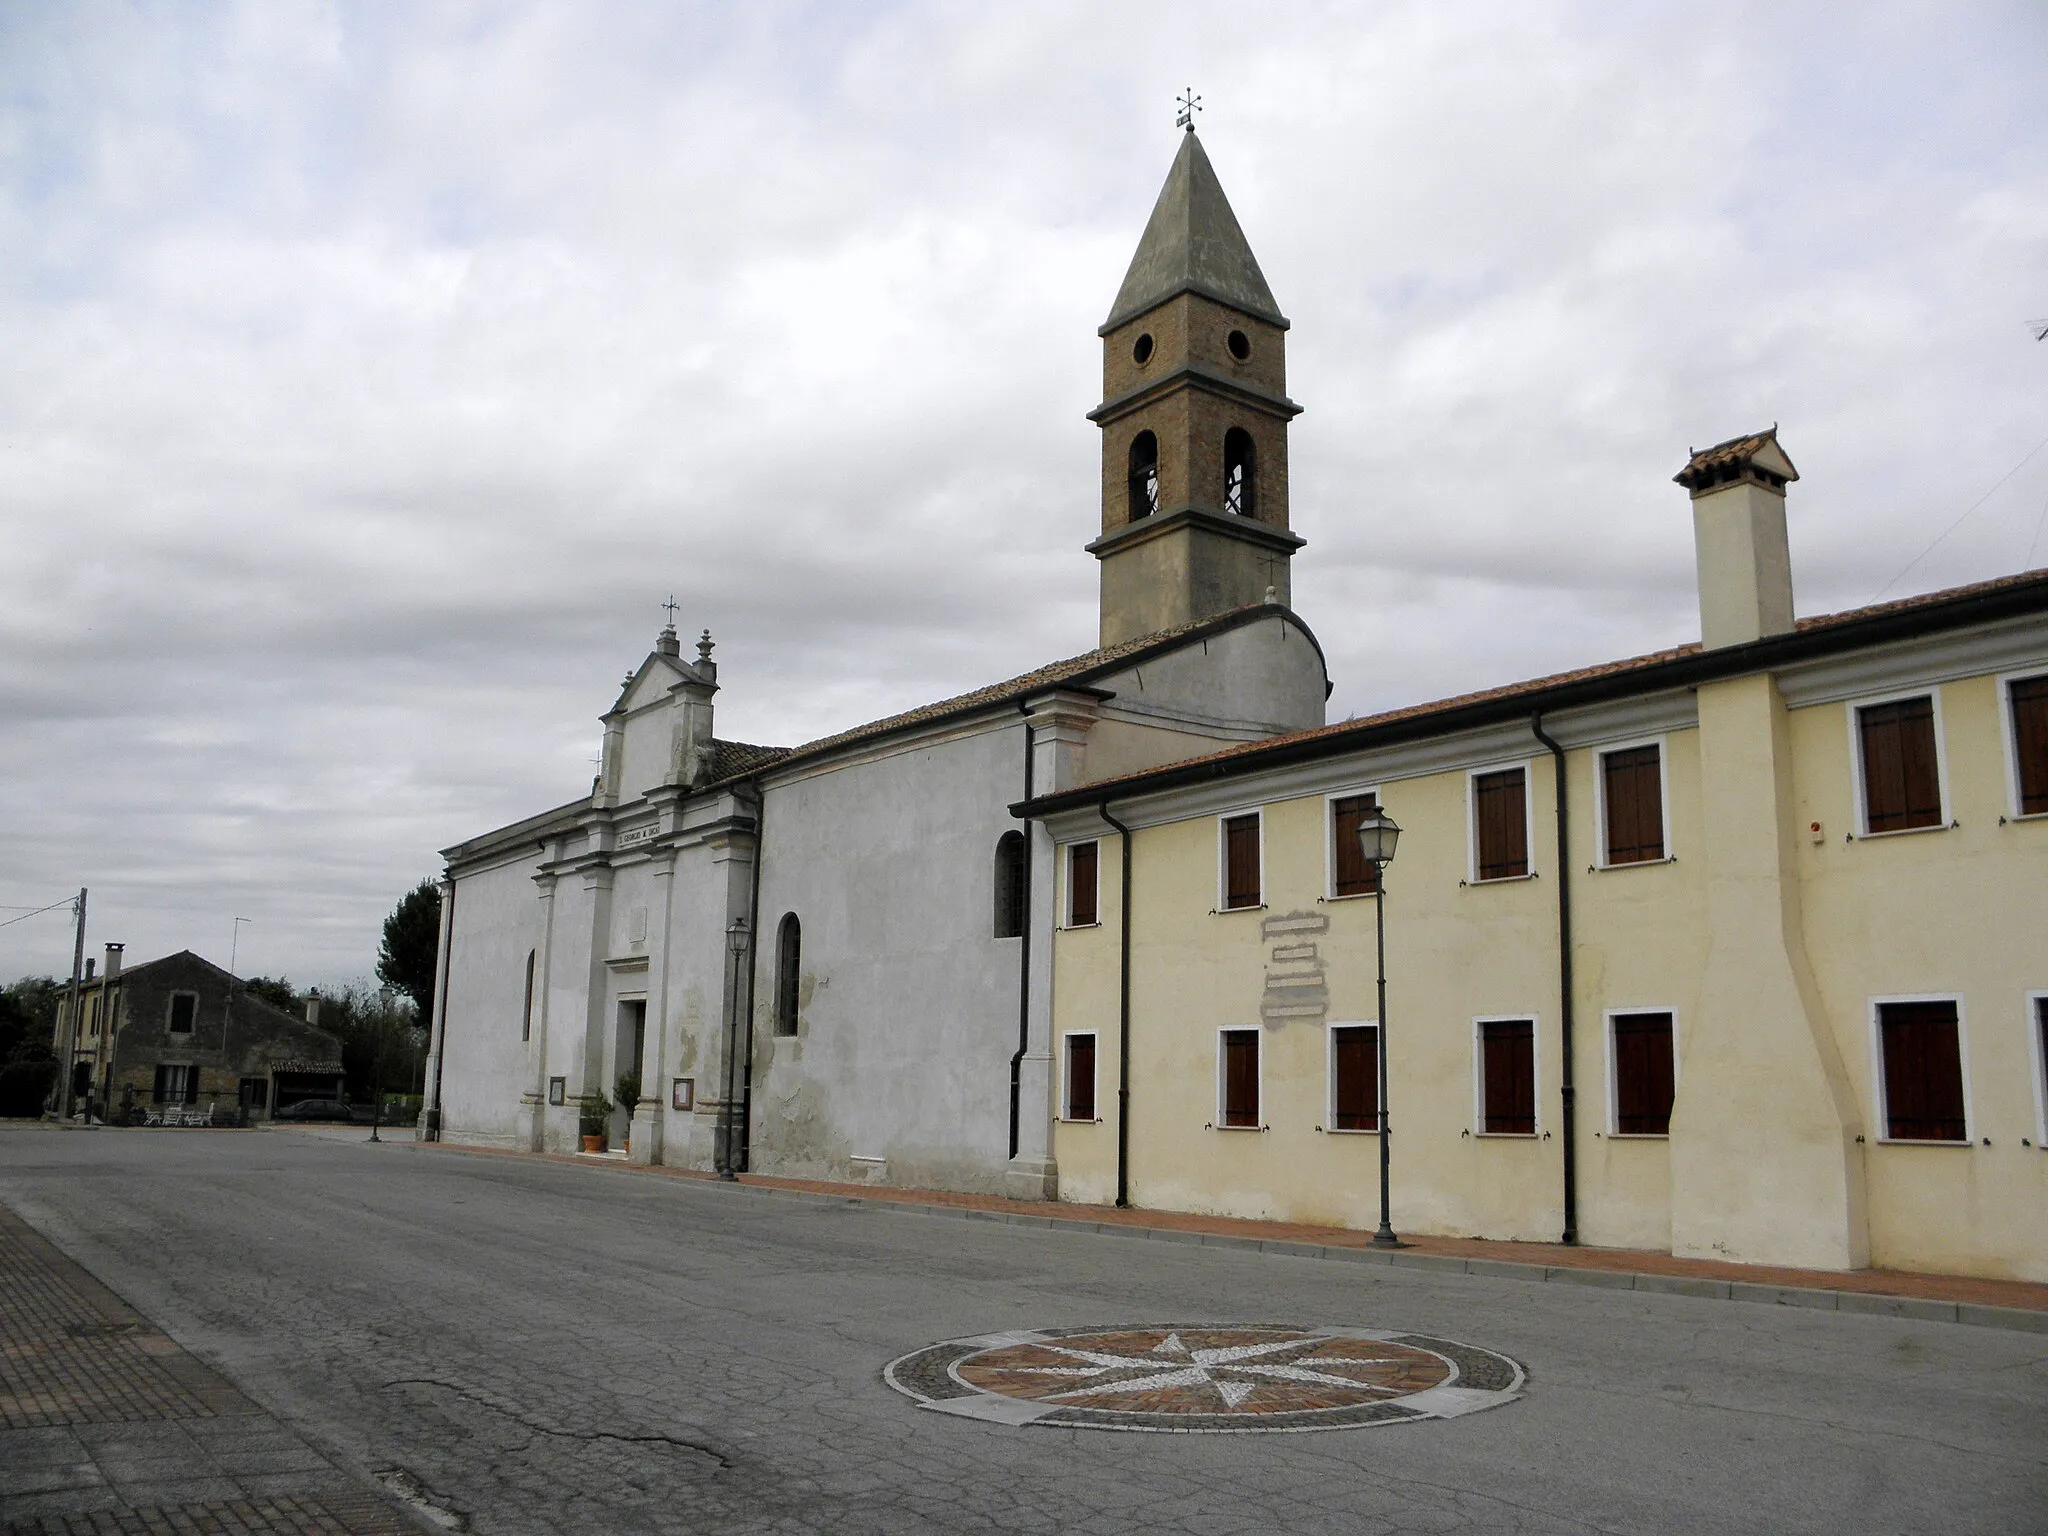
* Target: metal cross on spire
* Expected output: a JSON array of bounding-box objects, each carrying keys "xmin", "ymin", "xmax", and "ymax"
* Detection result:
[
  {"xmin": 1176, "ymin": 87, "xmax": 1201, "ymax": 132},
  {"xmin": 661, "ymin": 594, "xmax": 680, "ymax": 629}
]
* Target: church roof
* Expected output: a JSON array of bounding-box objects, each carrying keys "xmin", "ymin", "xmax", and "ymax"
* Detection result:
[
  {"xmin": 1101, "ymin": 131, "xmax": 1286, "ymax": 335},
  {"xmin": 709, "ymin": 739, "xmax": 791, "ymax": 780}
]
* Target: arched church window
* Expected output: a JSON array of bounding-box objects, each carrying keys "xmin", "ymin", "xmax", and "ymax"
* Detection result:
[
  {"xmin": 774, "ymin": 914, "xmax": 801, "ymax": 1036},
  {"xmin": 1128, "ymin": 431, "xmax": 1160, "ymax": 522},
  {"xmin": 993, "ymin": 832, "xmax": 1026, "ymax": 939},
  {"xmin": 1224, "ymin": 428, "xmax": 1256, "ymax": 518}
]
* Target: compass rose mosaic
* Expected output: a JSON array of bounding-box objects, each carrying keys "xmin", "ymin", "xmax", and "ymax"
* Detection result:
[{"xmin": 884, "ymin": 1324, "xmax": 1523, "ymax": 1433}]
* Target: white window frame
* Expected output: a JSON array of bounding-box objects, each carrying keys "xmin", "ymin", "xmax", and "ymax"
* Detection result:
[
  {"xmin": 166, "ymin": 991, "xmax": 199, "ymax": 1034},
  {"xmin": 2025, "ymin": 991, "xmax": 2048, "ymax": 1149},
  {"xmin": 1061, "ymin": 1030, "xmax": 1099, "ymax": 1122},
  {"xmin": 1603, "ymin": 1007, "xmax": 1680, "ymax": 1138},
  {"xmin": 1997, "ymin": 669, "xmax": 2048, "ymax": 822},
  {"xmin": 1216, "ymin": 1025, "xmax": 1262, "ymax": 1130},
  {"xmin": 1323, "ymin": 788, "xmax": 1384, "ymax": 901},
  {"xmin": 1846, "ymin": 687, "xmax": 1951, "ymax": 839},
  {"xmin": 1467, "ymin": 762, "xmax": 1536, "ymax": 884},
  {"xmin": 1867, "ymin": 993, "xmax": 1972, "ymax": 1146},
  {"xmin": 1063, "ymin": 840, "xmax": 1101, "ymax": 929},
  {"xmin": 1592, "ymin": 736, "xmax": 1674, "ymax": 869},
  {"xmin": 1472, "ymin": 1014, "xmax": 1541, "ymax": 1137},
  {"xmin": 1215, "ymin": 807, "xmax": 1266, "ymax": 913},
  {"xmin": 1325, "ymin": 1021, "xmax": 1380, "ymax": 1134}
]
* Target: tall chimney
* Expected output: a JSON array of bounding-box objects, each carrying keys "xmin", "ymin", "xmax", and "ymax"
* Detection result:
[
  {"xmin": 103, "ymin": 943, "xmax": 123, "ymax": 982},
  {"xmin": 303, "ymin": 988, "xmax": 322, "ymax": 1027},
  {"xmin": 1675, "ymin": 428, "xmax": 1799, "ymax": 650}
]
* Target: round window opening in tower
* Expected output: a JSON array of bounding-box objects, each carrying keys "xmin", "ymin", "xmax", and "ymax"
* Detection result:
[
  {"xmin": 1132, "ymin": 333, "xmax": 1155, "ymax": 366},
  {"xmin": 1227, "ymin": 329, "xmax": 1252, "ymax": 362}
]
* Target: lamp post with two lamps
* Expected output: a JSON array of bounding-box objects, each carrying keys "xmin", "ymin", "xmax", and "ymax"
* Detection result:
[
  {"xmin": 1355, "ymin": 805, "xmax": 1405, "ymax": 1248},
  {"xmin": 716, "ymin": 916, "xmax": 751, "ymax": 1180}
]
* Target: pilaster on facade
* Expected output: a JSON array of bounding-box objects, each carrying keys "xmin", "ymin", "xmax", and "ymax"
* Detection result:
[
  {"xmin": 1024, "ymin": 689, "xmax": 1107, "ymax": 794},
  {"xmin": 629, "ymin": 851, "xmax": 678, "ymax": 1166}
]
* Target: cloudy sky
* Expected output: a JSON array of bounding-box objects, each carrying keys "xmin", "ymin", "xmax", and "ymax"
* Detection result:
[{"xmin": 3, "ymin": 1, "xmax": 2045, "ymax": 990}]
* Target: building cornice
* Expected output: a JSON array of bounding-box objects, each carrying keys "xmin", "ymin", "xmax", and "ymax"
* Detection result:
[
  {"xmin": 1084, "ymin": 505, "xmax": 1306, "ymax": 562},
  {"xmin": 1087, "ymin": 362, "xmax": 1303, "ymax": 425}
]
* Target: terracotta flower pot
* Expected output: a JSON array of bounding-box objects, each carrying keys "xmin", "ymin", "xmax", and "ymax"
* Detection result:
[{"xmin": 581, "ymin": 1134, "xmax": 605, "ymax": 1153}]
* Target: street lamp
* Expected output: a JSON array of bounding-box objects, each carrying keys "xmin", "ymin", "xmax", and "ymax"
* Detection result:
[
  {"xmin": 716, "ymin": 916, "xmax": 751, "ymax": 1180},
  {"xmin": 1356, "ymin": 806, "xmax": 1404, "ymax": 1248}
]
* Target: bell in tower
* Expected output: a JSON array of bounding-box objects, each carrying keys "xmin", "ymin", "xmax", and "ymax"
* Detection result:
[{"xmin": 1086, "ymin": 127, "xmax": 1305, "ymax": 647}]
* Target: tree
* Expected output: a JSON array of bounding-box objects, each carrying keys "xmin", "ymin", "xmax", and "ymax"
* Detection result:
[
  {"xmin": 241, "ymin": 975, "xmax": 297, "ymax": 1011},
  {"xmin": 314, "ymin": 983, "xmax": 427, "ymax": 1106},
  {"xmin": 377, "ymin": 879, "xmax": 442, "ymax": 1022}
]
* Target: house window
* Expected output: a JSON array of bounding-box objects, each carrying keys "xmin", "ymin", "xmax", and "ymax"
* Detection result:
[
  {"xmin": 1610, "ymin": 1011, "xmax": 1675, "ymax": 1135},
  {"xmin": 1330, "ymin": 793, "xmax": 1381, "ymax": 897},
  {"xmin": 773, "ymin": 914, "xmax": 801, "ymax": 1037},
  {"xmin": 239, "ymin": 1077, "xmax": 269, "ymax": 1110},
  {"xmin": 1601, "ymin": 745, "xmax": 1665, "ymax": 865},
  {"xmin": 1857, "ymin": 695, "xmax": 1941, "ymax": 833},
  {"xmin": 1064, "ymin": 1033, "xmax": 1097, "ymax": 1121},
  {"xmin": 521, "ymin": 950, "xmax": 536, "ymax": 1041},
  {"xmin": 1127, "ymin": 431, "xmax": 1160, "ymax": 521},
  {"xmin": 1066, "ymin": 841, "xmax": 1099, "ymax": 927},
  {"xmin": 1329, "ymin": 1024, "xmax": 1378, "ymax": 1132},
  {"xmin": 1479, "ymin": 1018, "xmax": 1536, "ymax": 1134},
  {"xmin": 1473, "ymin": 768, "xmax": 1529, "ymax": 881},
  {"xmin": 1221, "ymin": 813, "xmax": 1261, "ymax": 910},
  {"xmin": 1219, "ymin": 1029, "xmax": 1260, "ymax": 1128},
  {"xmin": 993, "ymin": 831, "xmax": 1026, "ymax": 939},
  {"xmin": 2010, "ymin": 674, "xmax": 2048, "ymax": 816},
  {"xmin": 152, "ymin": 1064, "xmax": 196, "ymax": 1104},
  {"xmin": 1876, "ymin": 1000, "xmax": 1966, "ymax": 1142},
  {"xmin": 167, "ymin": 993, "xmax": 197, "ymax": 1034},
  {"xmin": 1223, "ymin": 428, "xmax": 1255, "ymax": 517}
]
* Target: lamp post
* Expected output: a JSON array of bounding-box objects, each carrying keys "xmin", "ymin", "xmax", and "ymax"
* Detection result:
[
  {"xmin": 1355, "ymin": 806, "xmax": 1403, "ymax": 1248},
  {"xmin": 716, "ymin": 916, "xmax": 751, "ymax": 1180}
]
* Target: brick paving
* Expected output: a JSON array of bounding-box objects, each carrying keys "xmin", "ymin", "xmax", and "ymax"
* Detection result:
[
  {"xmin": 0, "ymin": 1206, "xmax": 419, "ymax": 1535},
  {"xmin": 429, "ymin": 1140, "xmax": 2048, "ymax": 1317}
]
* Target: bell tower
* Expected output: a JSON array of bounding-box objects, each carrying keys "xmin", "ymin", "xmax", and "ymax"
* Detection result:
[{"xmin": 1087, "ymin": 129, "xmax": 1305, "ymax": 647}]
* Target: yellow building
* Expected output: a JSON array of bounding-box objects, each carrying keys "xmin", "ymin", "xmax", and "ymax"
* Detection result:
[{"xmin": 1023, "ymin": 432, "xmax": 2048, "ymax": 1281}]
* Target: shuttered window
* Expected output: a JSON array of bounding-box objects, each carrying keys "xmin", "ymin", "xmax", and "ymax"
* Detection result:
[
  {"xmin": 1220, "ymin": 1029, "xmax": 1259, "ymax": 1127},
  {"xmin": 521, "ymin": 951, "xmax": 536, "ymax": 1041},
  {"xmin": 1480, "ymin": 1019, "xmax": 1536, "ymax": 1134},
  {"xmin": 1067, "ymin": 841, "xmax": 1099, "ymax": 927},
  {"xmin": 992, "ymin": 832, "xmax": 1026, "ymax": 938},
  {"xmin": 2011, "ymin": 675, "xmax": 2048, "ymax": 816},
  {"xmin": 1222, "ymin": 814, "xmax": 1261, "ymax": 910},
  {"xmin": 152, "ymin": 1064, "xmax": 168, "ymax": 1104},
  {"xmin": 1602, "ymin": 746, "xmax": 1665, "ymax": 865},
  {"xmin": 1473, "ymin": 769, "xmax": 1529, "ymax": 880},
  {"xmin": 168, "ymin": 993, "xmax": 196, "ymax": 1034},
  {"xmin": 1330, "ymin": 1025, "xmax": 1378, "ymax": 1132},
  {"xmin": 1330, "ymin": 794, "xmax": 1381, "ymax": 897},
  {"xmin": 1878, "ymin": 1001, "xmax": 1966, "ymax": 1142},
  {"xmin": 1858, "ymin": 697, "xmax": 1942, "ymax": 833},
  {"xmin": 1065, "ymin": 1035, "xmax": 1096, "ymax": 1121},
  {"xmin": 1611, "ymin": 1011, "xmax": 1675, "ymax": 1135}
]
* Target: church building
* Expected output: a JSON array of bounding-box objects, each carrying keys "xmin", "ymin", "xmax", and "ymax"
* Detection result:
[{"xmin": 425, "ymin": 129, "xmax": 1330, "ymax": 1196}]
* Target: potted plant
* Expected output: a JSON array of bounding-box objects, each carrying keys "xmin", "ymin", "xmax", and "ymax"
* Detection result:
[
  {"xmin": 615, "ymin": 1070, "xmax": 641, "ymax": 1155},
  {"xmin": 578, "ymin": 1086, "xmax": 612, "ymax": 1153}
]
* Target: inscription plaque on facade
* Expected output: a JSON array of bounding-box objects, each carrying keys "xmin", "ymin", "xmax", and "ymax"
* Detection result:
[
  {"xmin": 672, "ymin": 1077, "xmax": 694, "ymax": 1111},
  {"xmin": 547, "ymin": 1076, "xmax": 566, "ymax": 1106}
]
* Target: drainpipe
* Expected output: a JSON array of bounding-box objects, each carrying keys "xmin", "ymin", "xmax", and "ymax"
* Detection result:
[
  {"xmin": 423, "ymin": 877, "xmax": 456, "ymax": 1142},
  {"xmin": 1007, "ymin": 706, "xmax": 1035, "ymax": 1159},
  {"xmin": 1098, "ymin": 801, "xmax": 1133, "ymax": 1209},
  {"xmin": 737, "ymin": 780, "xmax": 764, "ymax": 1174},
  {"xmin": 1531, "ymin": 713, "xmax": 1578, "ymax": 1245}
]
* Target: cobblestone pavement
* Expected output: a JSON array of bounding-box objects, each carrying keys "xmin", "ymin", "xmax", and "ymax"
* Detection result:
[
  {"xmin": 3, "ymin": 1125, "xmax": 2045, "ymax": 1534},
  {"xmin": 0, "ymin": 1199, "xmax": 419, "ymax": 1534}
]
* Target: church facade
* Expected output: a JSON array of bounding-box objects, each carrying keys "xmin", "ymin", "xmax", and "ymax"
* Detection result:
[{"xmin": 425, "ymin": 129, "xmax": 1330, "ymax": 1197}]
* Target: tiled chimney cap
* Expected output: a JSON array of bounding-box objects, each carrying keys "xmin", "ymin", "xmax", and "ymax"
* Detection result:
[{"xmin": 1674, "ymin": 426, "xmax": 1799, "ymax": 496}]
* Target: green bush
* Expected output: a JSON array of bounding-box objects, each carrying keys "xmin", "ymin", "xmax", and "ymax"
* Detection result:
[
  {"xmin": 577, "ymin": 1087, "xmax": 612, "ymax": 1137},
  {"xmin": 0, "ymin": 1059, "xmax": 57, "ymax": 1118}
]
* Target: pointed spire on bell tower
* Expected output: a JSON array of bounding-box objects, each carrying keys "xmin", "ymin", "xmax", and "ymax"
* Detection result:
[{"xmin": 1086, "ymin": 126, "xmax": 1304, "ymax": 647}]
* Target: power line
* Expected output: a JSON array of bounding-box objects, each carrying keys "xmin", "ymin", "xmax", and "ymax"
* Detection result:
[
  {"xmin": 1872, "ymin": 426, "xmax": 2048, "ymax": 601},
  {"xmin": 0, "ymin": 896, "xmax": 79, "ymax": 931}
]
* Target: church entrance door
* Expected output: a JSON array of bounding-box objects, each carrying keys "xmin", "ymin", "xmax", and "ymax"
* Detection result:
[{"xmin": 614, "ymin": 999, "xmax": 646, "ymax": 1146}]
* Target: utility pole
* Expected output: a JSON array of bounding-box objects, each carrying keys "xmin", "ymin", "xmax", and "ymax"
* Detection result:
[{"xmin": 57, "ymin": 888, "xmax": 86, "ymax": 1118}]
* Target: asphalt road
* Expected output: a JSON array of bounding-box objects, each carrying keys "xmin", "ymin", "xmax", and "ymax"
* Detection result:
[{"xmin": 2, "ymin": 1125, "xmax": 2043, "ymax": 1535}]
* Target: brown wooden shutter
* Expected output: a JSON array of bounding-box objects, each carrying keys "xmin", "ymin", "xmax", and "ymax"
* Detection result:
[
  {"xmin": 1475, "ymin": 770, "xmax": 1529, "ymax": 880},
  {"xmin": 1859, "ymin": 698, "xmax": 1941, "ymax": 832},
  {"xmin": 2012, "ymin": 675, "xmax": 2048, "ymax": 817},
  {"xmin": 1068, "ymin": 842, "xmax": 1099, "ymax": 927},
  {"xmin": 1481, "ymin": 1019, "xmax": 1535, "ymax": 1133},
  {"xmin": 1221, "ymin": 1029, "xmax": 1259, "ymax": 1126},
  {"xmin": 152, "ymin": 1064, "xmax": 167, "ymax": 1104},
  {"xmin": 1331, "ymin": 794, "xmax": 1380, "ymax": 897},
  {"xmin": 1879, "ymin": 1001, "xmax": 1965, "ymax": 1140},
  {"xmin": 1611, "ymin": 1011, "xmax": 1674, "ymax": 1134},
  {"xmin": 1332, "ymin": 1026, "xmax": 1377, "ymax": 1131},
  {"xmin": 1067, "ymin": 1035, "xmax": 1096, "ymax": 1120},
  {"xmin": 185, "ymin": 1066, "xmax": 201, "ymax": 1105},
  {"xmin": 1602, "ymin": 747, "xmax": 1664, "ymax": 865},
  {"xmin": 1223, "ymin": 815, "xmax": 1261, "ymax": 909}
]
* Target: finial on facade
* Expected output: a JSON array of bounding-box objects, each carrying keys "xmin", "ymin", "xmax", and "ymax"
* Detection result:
[
  {"xmin": 1264, "ymin": 585, "xmax": 1277, "ymax": 605},
  {"xmin": 661, "ymin": 594, "xmax": 680, "ymax": 627},
  {"xmin": 1176, "ymin": 87, "xmax": 1202, "ymax": 132},
  {"xmin": 697, "ymin": 629, "xmax": 715, "ymax": 665}
]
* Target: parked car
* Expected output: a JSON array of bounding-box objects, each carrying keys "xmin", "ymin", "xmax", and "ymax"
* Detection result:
[{"xmin": 273, "ymin": 1098, "xmax": 357, "ymax": 1123}]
